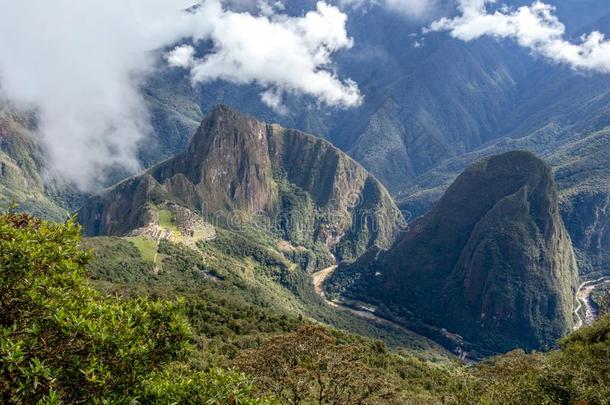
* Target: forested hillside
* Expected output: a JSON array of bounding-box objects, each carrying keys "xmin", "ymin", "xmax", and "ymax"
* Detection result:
[{"xmin": 2, "ymin": 212, "xmax": 610, "ymax": 404}]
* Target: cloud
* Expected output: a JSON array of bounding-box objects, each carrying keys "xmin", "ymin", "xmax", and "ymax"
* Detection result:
[
  {"xmin": 167, "ymin": 45, "xmax": 197, "ymax": 69},
  {"xmin": 338, "ymin": 0, "xmax": 439, "ymax": 19},
  {"xmin": 429, "ymin": 0, "xmax": 610, "ymax": 74},
  {"xmin": 384, "ymin": 0, "xmax": 439, "ymax": 18},
  {"xmin": 168, "ymin": 1, "xmax": 362, "ymax": 112},
  {"xmin": 0, "ymin": 0, "xmax": 359, "ymax": 190}
]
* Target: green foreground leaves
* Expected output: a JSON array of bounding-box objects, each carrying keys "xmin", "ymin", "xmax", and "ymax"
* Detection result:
[
  {"xmin": 2, "ymin": 212, "xmax": 610, "ymax": 404},
  {"xmin": 0, "ymin": 213, "xmax": 265, "ymax": 404}
]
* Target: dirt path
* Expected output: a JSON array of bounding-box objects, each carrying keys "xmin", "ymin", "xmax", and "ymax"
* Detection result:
[
  {"xmin": 312, "ymin": 264, "xmax": 338, "ymax": 299},
  {"xmin": 574, "ymin": 276, "xmax": 610, "ymax": 329},
  {"xmin": 152, "ymin": 242, "xmax": 160, "ymax": 272}
]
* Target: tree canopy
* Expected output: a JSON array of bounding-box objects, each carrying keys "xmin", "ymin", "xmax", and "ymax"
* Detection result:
[{"xmin": 0, "ymin": 213, "xmax": 267, "ymax": 404}]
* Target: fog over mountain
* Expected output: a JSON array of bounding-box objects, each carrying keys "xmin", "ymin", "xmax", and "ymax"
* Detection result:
[
  {"xmin": 5, "ymin": 1, "xmax": 610, "ymax": 402},
  {"xmin": 2, "ymin": 0, "xmax": 609, "ymax": 191},
  {"xmin": 0, "ymin": 0, "xmax": 359, "ymax": 190}
]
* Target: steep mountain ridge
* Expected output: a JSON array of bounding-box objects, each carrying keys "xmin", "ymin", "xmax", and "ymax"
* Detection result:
[
  {"xmin": 398, "ymin": 124, "xmax": 610, "ymax": 279},
  {"xmin": 328, "ymin": 151, "xmax": 578, "ymax": 352},
  {"xmin": 551, "ymin": 128, "xmax": 610, "ymax": 276},
  {"xmin": 142, "ymin": 2, "xmax": 610, "ymax": 197},
  {"xmin": 144, "ymin": 8, "xmax": 538, "ymax": 192},
  {"xmin": 78, "ymin": 106, "xmax": 401, "ymax": 262},
  {"xmin": 0, "ymin": 101, "xmax": 77, "ymax": 220}
]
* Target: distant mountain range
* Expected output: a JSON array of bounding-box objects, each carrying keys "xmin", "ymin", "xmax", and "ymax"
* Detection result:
[
  {"xmin": 137, "ymin": 0, "xmax": 610, "ymax": 283},
  {"xmin": 0, "ymin": 100, "xmax": 603, "ymax": 353},
  {"xmin": 143, "ymin": 0, "xmax": 610, "ymax": 192},
  {"xmin": 75, "ymin": 109, "xmax": 582, "ymax": 353}
]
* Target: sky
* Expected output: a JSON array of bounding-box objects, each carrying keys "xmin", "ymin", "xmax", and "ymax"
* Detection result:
[
  {"xmin": 339, "ymin": 0, "xmax": 441, "ymax": 19},
  {"xmin": 0, "ymin": 0, "xmax": 609, "ymax": 190}
]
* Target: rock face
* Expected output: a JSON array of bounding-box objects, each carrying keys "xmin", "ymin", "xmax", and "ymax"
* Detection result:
[
  {"xmin": 329, "ymin": 151, "xmax": 578, "ymax": 351},
  {"xmin": 78, "ymin": 106, "xmax": 401, "ymax": 261},
  {"xmin": 562, "ymin": 191, "xmax": 610, "ymax": 273}
]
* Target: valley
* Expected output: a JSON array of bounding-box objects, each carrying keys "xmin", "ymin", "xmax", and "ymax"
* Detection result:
[
  {"xmin": 574, "ymin": 276, "xmax": 610, "ymax": 329},
  {"xmin": 312, "ymin": 259, "xmax": 393, "ymax": 326},
  {"xmin": 312, "ymin": 254, "xmax": 472, "ymax": 359},
  {"xmin": 3, "ymin": 0, "xmax": 610, "ymax": 402},
  {"xmin": 311, "ymin": 261, "xmax": 337, "ymax": 300}
]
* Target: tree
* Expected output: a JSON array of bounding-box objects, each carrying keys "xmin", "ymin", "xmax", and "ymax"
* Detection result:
[
  {"xmin": 550, "ymin": 314, "xmax": 610, "ymax": 404},
  {"xmin": 0, "ymin": 212, "xmax": 268, "ymax": 404},
  {"xmin": 237, "ymin": 325, "xmax": 399, "ymax": 404},
  {"xmin": 463, "ymin": 315, "xmax": 610, "ymax": 404}
]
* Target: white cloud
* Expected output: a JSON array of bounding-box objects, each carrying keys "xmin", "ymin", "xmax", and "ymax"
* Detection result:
[
  {"xmin": 167, "ymin": 45, "xmax": 197, "ymax": 69},
  {"xmin": 261, "ymin": 88, "xmax": 289, "ymax": 115},
  {"xmin": 429, "ymin": 0, "xmax": 610, "ymax": 74},
  {"xmin": 339, "ymin": 0, "xmax": 439, "ymax": 19},
  {"xmin": 0, "ymin": 0, "xmax": 360, "ymax": 190},
  {"xmin": 385, "ymin": 0, "xmax": 439, "ymax": 18},
  {"xmin": 170, "ymin": 1, "xmax": 362, "ymax": 112}
]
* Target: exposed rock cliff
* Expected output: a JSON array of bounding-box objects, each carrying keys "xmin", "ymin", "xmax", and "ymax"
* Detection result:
[
  {"xmin": 329, "ymin": 151, "xmax": 578, "ymax": 351},
  {"xmin": 78, "ymin": 106, "xmax": 401, "ymax": 261}
]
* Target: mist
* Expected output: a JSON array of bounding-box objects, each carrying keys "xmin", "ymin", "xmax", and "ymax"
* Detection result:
[{"xmin": 0, "ymin": 0, "xmax": 359, "ymax": 190}]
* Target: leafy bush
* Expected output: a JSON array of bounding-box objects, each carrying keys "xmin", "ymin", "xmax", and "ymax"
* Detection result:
[
  {"xmin": 139, "ymin": 364, "xmax": 274, "ymax": 405},
  {"xmin": 237, "ymin": 325, "xmax": 400, "ymax": 404},
  {"xmin": 462, "ymin": 315, "xmax": 610, "ymax": 404},
  {"xmin": 0, "ymin": 212, "xmax": 265, "ymax": 404}
]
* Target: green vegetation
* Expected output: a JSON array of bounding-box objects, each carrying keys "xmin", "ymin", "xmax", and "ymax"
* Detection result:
[
  {"xmin": 87, "ymin": 225, "xmax": 446, "ymax": 357},
  {"xmin": 0, "ymin": 104, "xmax": 75, "ymax": 221},
  {"xmin": 237, "ymin": 324, "xmax": 462, "ymax": 404},
  {"xmin": 462, "ymin": 315, "xmax": 610, "ymax": 404},
  {"xmin": 84, "ymin": 237, "xmax": 155, "ymax": 283},
  {"xmin": 551, "ymin": 127, "xmax": 610, "ymax": 278},
  {"xmin": 157, "ymin": 209, "xmax": 175, "ymax": 229},
  {"xmin": 5, "ymin": 211, "xmax": 610, "ymax": 404},
  {"xmin": 0, "ymin": 212, "xmax": 265, "ymax": 404},
  {"xmin": 126, "ymin": 236, "xmax": 159, "ymax": 263}
]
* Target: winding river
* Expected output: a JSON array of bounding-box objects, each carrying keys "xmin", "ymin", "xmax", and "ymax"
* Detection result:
[{"xmin": 574, "ymin": 276, "xmax": 610, "ymax": 329}]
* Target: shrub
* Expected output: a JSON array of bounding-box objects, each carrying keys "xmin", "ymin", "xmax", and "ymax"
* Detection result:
[{"xmin": 0, "ymin": 212, "xmax": 265, "ymax": 404}]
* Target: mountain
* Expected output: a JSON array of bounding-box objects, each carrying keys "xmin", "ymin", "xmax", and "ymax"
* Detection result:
[
  {"xmin": 327, "ymin": 151, "xmax": 579, "ymax": 352},
  {"xmin": 0, "ymin": 101, "xmax": 79, "ymax": 220},
  {"xmin": 146, "ymin": 31, "xmax": 535, "ymax": 193},
  {"xmin": 78, "ymin": 106, "xmax": 402, "ymax": 264},
  {"xmin": 143, "ymin": 1, "xmax": 610, "ymax": 195},
  {"xmin": 396, "ymin": 120, "xmax": 610, "ymax": 276},
  {"xmin": 550, "ymin": 128, "xmax": 610, "ymax": 277},
  {"xmin": 137, "ymin": 3, "xmax": 610, "ymax": 281}
]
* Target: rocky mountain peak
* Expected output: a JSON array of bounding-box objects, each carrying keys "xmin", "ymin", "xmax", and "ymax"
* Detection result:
[
  {"xmin": 328, "ymin": 151, "xmax": 578, "ymax": 352},
  {"xmin": 78, "ymin": 106, "xmax": 402, "ymax": 262}
]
